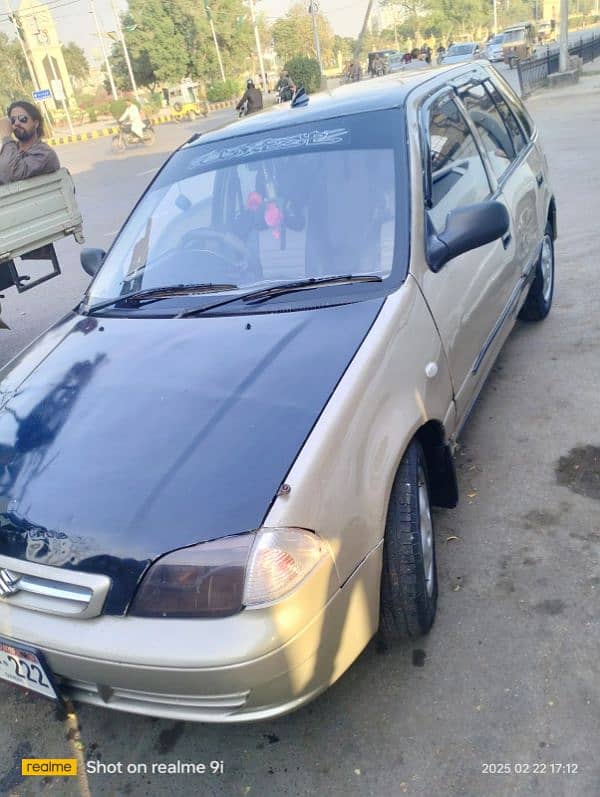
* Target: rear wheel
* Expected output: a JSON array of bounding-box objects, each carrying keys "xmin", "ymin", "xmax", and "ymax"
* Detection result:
[
  {"xmin": 518, "ymin": 223, "xmax": 554, "ymax": 321},
  {"xmin": 379, "ymin": 439, "xmax": 438, "ymax": 642},
  {"xmin": 111, "ymin": 133, "xmax": 126, "ymax": 152},
  {"xmin": 142, "ymin": 128, "xmax": 156, "ymax": 146}
]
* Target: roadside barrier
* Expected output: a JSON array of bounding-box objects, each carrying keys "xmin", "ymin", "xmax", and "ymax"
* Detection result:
[
  {"xmin": 517, "ymin": 33, "xmax": 600, "ymax": 96},
  {"xmin": 47, "ymin": 100, "xmax": 237, "ymax": 147}
]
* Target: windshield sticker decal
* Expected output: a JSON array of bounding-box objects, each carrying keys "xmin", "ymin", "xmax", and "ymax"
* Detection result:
[{"xmin": 189, "ymin": 128, "xmax": 350, "ymax": 168}]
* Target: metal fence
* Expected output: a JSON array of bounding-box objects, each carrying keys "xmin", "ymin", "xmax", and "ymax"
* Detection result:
[{"xmin": 517, "ymin": 33, "xmax": 600, "ymax": 96}]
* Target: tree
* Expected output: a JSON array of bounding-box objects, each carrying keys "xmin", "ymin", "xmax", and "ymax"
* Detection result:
[
  {"xmin": 0, "ymin": 32, "xmax": 32, "ymax": 110},
  {"xmin": 62, "ymin": 42, "xmax": 89, "ymax": 83},
  {"xmin": 117, "ymin": 0, "xmax": 264, "ymax": 90},
  {"xmin": 272, "ymin": 4, "xmax": 335, "ymax": 66}
]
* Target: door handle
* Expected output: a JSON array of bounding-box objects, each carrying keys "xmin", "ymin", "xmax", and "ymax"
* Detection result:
[
  {"xmin": 536, "ymin": 171, "xmax": 544, "ymax": 187},
  {"xmin": 502, "ymin": 232, "xmax": 512, "ymax": 249}
]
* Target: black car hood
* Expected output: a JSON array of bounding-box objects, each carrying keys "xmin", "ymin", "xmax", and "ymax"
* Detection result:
[{"xmin": 0, "ymin": 302, "xmax": 382, "ymax": 613}]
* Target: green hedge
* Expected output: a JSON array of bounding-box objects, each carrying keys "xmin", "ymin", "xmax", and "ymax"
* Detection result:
[
  {"xmin": 109, "ymin": 99, "xmax": 130, "ymax": 120},
  {"xmin": 284, "ymin": 57, "xmax": 321, "ymax": 94},
  {"xmin": 206, "ymin": 79, "xmax": 241, "ymax": 102}
]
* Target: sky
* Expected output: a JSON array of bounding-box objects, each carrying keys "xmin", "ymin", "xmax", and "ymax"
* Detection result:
[{"xmin": 1, "ymin": 0, "xmax": 371, "ymax": 68}]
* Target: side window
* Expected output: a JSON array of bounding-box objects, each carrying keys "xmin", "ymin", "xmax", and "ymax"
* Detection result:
[
  {"xmin": 492, "ymin": 78, "xmax": 534, "ymax": 140},
  {"xmin": 484, "ymin": 80, "xmax": 527, "ymax": 154},
  {"xmin": 426, "ymin": 95, "xmax": 491, "ymax": 234},
  {"xmin": 460, "ymin": 83, "xmax": 516, "ymax": 181}
]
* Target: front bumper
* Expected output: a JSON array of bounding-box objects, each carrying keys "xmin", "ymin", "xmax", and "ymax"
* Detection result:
[{"xmin": 0, "ymin": 544, "xmax": 382, "ymax": 722}]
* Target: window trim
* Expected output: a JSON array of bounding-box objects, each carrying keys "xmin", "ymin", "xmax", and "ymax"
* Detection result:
[{"xmin": 419, "ymin": 87, "xmax": 494, "ymax": 211}]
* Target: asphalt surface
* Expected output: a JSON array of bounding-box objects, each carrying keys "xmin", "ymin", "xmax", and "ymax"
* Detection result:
[{"xmin": 0, "ymin": 73, "xmax": 599, "ymax": 797}]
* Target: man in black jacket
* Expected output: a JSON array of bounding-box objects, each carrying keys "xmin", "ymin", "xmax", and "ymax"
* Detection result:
[{"xmin": 236, "ymin": 80, "xmax": 263, "ymax": 116}]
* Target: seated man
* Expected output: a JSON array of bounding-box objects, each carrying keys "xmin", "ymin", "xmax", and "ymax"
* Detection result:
[
  {"xmin": 0, "ymin": 102, "xmax": 61, "ymax": 327},
  {"xmin": 0, "ymin": 101, "xmax": 60, "ymax": 184}
]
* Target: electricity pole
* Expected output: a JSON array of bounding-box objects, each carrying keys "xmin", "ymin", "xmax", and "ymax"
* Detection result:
[
  {"xmin": 110, "ymin": 0, "xmax": 139, "ymax": 101},
  {"xmin": 493, "ymin": 0, "xmax": 498, "ymax": 34},
  {"xmin": 89, "ymin": 0, "xmax": 118, "ymax": 99},
  {"xmin": 248, "ymin": 0, "xmax": 267, "ymax": 92},
  {"xmin": 204, "ymin": 2, "xmax": 226, "ymax": 81},
  {"xmin": 559, "ymin": 0, "xmax": 569, "ymax": 71},
  {"xmin": 308, "ymin": 0, "xmax": 322, "ymax": 72}
]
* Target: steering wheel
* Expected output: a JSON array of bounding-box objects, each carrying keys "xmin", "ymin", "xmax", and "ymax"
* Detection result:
[{"xmin": 180, "ymin": 227, "xmax": 248, "ymax": 271}]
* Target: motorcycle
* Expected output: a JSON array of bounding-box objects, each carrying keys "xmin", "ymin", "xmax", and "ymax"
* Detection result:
[{"xmin": 112, "ymin": 120, "xmax": 156, "ymax": 152}]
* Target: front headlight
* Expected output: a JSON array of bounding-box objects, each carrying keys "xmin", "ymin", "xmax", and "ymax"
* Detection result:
[{"xmin": 129, "ymin": 528, "xmax": 327, "ymax": 618}]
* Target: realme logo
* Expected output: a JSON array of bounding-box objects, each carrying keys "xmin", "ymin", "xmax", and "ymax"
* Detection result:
[{"xmin": 22, "ymin": 759, "xmax": 78, "ymax": 776}]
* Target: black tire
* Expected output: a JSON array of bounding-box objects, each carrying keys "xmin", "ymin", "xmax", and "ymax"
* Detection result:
[
  {"xmin": 173, "ymin": 101, "xmax": 182, "ymax": 112},
  {"xmin": 142, "ymin": 128, "xmax": 156, "ymax": 147},
  {"xmin": 379, "ymin": 439, "xmax": 438, "ymax": 642},
  {"xmin": 518, "ymin": 222, "xmax": 554, "ymax": 322},
  {"xmin": 111, "ymin": 133, "xmax": 126, "ymax": 153}
]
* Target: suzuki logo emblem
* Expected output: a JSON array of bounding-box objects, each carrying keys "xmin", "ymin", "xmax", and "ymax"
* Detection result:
[{"xmin": 0, "ymin": 568, "xmax": 20, "ymax": 597}]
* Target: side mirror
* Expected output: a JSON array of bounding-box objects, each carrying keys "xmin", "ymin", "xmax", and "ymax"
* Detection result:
[
  {"xmin": 427, "ymin": 201, "xmax": 509, "ymax": 272},
  {"xmin": 80, "ymin": 248, "xmax": 106, "ymax": 278}
]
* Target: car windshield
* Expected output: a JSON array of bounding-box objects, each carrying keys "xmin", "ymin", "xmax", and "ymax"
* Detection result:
[
  {"xmin": 447, "ymin": 44, "xmax": 475, "ymax": 56},
  {"xmin": 490, "ymin": 35, "xmax": 505, "ymax": 45},
  {"xmin": 504, "ymin": 29, "xmax": 526, "ymax": 43},
  {"xmin": 88, "ymin": 110, "xmax": 401, "ymax": 308}
]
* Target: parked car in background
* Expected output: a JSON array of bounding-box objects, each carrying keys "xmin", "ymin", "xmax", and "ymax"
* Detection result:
[
  {"xmin": 0, "ymin": 62, "xmax": 556, "ymax": 723},
  {"xmin": 485, "ymin": 33, "xmax": 506, "ymax": 62},
  {"xmin": 440, "ymin": 42, "xmax": 482, "ymax": 64},
  {"xmin": 386, "ymin": 52, "xmax": 407, "ymax": 73}
]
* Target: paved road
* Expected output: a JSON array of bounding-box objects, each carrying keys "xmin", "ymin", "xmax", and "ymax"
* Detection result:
[{"xmin": 0, "ymin": 76, "xmax": 599, "ymax": 797}]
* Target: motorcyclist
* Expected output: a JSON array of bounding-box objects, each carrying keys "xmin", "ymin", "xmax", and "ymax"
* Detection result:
[
  {"xmin": 275, "ymin": 71, "xmax": 295, "ymax": 102},
  {"xmin": 236, "ymin": 79, "xmax": 264, "ymax": 116},
  {"xmin": 118, "ymin": 100, "xmax": 145, "ymax": 143}
]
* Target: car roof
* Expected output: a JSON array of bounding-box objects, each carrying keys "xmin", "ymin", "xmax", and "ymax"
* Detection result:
[{"xmin": 186, "ymin": 63, "xmax": 490, "ymax": 149}]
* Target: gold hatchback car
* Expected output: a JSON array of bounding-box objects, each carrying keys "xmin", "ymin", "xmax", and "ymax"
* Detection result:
[{"xmin": 0, "ymin": 62, "xmax": 554, "ymax": 722}]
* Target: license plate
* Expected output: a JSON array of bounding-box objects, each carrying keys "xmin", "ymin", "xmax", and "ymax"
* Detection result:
[{"xmin": 0, "ymin": 636, "xmax": 60, "ymax": 701}]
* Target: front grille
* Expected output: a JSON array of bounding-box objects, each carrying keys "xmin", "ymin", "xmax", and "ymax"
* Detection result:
[{"xmin": 0, "ymin": 555, "xmax": 110, "ymax": 618}]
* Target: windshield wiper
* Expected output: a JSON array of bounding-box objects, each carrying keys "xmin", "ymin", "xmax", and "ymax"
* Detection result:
[
  {"xmin": 177, "ymin": 274, "xmax": 383, "ymax": 318},
  {"xmin": 84, "ymin": 283, "xmax": 238, "ymax": 315}
]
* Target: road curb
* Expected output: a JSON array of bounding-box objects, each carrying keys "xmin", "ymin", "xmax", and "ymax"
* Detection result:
[{"xmin": 47, "ymin": 100, "xmax": 237, "ymax": 147}]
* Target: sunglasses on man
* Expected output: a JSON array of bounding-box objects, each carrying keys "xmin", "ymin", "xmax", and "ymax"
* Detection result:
[{"xmin": 10, "ymin": 115, "xmax": 30, "ymax": 125}]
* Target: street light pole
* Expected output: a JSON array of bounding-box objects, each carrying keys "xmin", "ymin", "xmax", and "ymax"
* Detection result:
[
  {"xmin": 559, "ymin": 0, "xmax": 569, "ymax": 72},
  {"xmin": 248, "ymin": 0, "xmax": 267, "ymax": 92},
  {"xmin": 89, "ymin": 0, "xmax": 118, "ymax": 99},
  {"xmin": 110, "ymin": 0, "xmax": 139, "ymax": 102},
  {"xmin": 308, "ymin": 0, "xmax": 322, "ymax": 72},
  {"xmin": 493, "ymin": 0, "xmax": 498, "ymax": 34}
]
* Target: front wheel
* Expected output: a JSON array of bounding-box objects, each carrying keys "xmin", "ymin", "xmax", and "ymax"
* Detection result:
[
  {"xmin": 518, "ymin": 223, "xmax": 554, "ymax": 321},
  {"xmin": 379, "ymin": 439, "xmax": 438, "ymax": 642}
]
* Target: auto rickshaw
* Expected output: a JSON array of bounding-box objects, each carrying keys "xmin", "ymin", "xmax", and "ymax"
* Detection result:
[{"xmin": 162, "ymin": 82, "xmax": 208, "ymax": 119}]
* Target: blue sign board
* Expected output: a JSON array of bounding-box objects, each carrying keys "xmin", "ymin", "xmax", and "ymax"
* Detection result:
[{"xmin": 32, "ymin": 89, "xmax": 52, "ymax": 101}]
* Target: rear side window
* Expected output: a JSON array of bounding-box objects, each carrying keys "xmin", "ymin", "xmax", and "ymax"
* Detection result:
[
  {"xmin": 490, "ymin": 74, "xmax": 534, "ymax": 139},
  {"xmin": 484, "ymin": 80, "xmax": 527, "ymax": 154},
  {"xmin": 460, "ymin": 83, "xmax": 517, "ymax": 181},
  {"xmin": 426, "ymin": 95, "xmax": 491, "ymax": 233}
]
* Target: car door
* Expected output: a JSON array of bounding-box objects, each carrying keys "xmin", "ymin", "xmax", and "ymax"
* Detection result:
[
  {"xmin": 416, "ymin": 90, "xmax": 514, "ymax": 425},
  {"xmin": 489, "ymin": 71, "xmax": 551, "ymax": 236}
]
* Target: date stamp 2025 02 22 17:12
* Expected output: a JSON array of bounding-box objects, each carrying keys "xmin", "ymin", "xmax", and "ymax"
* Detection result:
[{"xmin": 482, "ymin": 762, "xmax": 579, "ymax": 775}]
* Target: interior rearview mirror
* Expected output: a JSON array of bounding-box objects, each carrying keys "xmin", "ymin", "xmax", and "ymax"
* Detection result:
[
  {"xmin": 427, "ymin": 201, "xmax": 510, "ymax": 272},
  {"xmin": 80, "ymin": 248, "xmax": 106, "ymax": 278}
]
